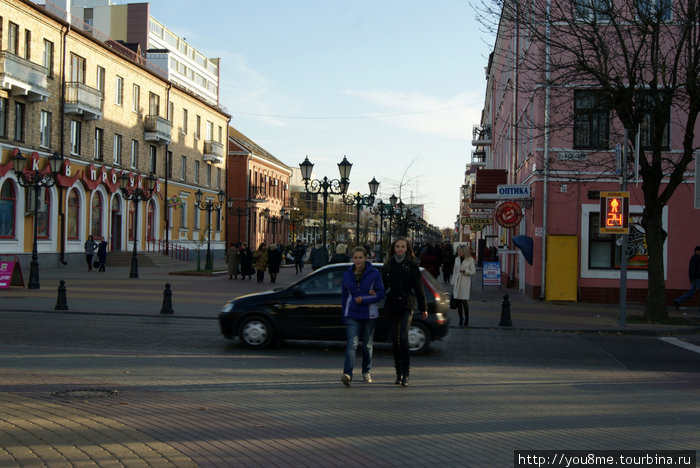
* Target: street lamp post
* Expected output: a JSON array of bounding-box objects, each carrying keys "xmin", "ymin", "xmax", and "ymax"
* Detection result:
[
  {"xmin": 341, "ymin": 177, "xmax": 379, "ymax": 245},
  {"xmin": 119, "ymin": 172, "xmax": 157, "ymax": 279},
  {"xmin": 260, "ymin": 208, "xmax": 286, "ymax": 245},
  {"xmin": 226, "ymin": 198, "xmax": 253, "ymax": 243},
  {"xmin": 12, "ymin": 151, "xmax": 63, "ymax": 289},
  {"xmin": 195, "ymin": 189, "xmax": 226, "ymax": 271},
  {"xmin": 370, "ymin": 199, "xmax": 393, "ymax": 261},
  {"xmin": 299, "ymin": 156, "xmax": 352, "ymax": 263}
]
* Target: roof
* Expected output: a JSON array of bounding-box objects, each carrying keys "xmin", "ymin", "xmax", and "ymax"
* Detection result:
[{"xmin": 228, "ymin": 126, "xmax": 290, "ymax": 171}]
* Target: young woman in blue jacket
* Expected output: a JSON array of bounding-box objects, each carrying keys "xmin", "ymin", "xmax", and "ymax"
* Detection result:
[{"xmin": 340, "ymin": 246, "xmax": 385, "ymax": 387}]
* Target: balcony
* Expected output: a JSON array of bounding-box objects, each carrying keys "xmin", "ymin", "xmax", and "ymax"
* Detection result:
[
  {"xmin": 0, "ymin": 51, "xmax": 49, "ymax": 102},
  {"xmin": 471, "ymin": 124, "xmax": 492, "ymax": 147},
  {"xmin": 144, "ymin": 115, "xmax": 172, "ymax": 145},
  {"xmin": 203, "ymin": 140, "xmax": 224, "ymax": 164},
  {"xmin": 249, "ymin": 185, "xmax": 267, "ymax": 202},
  {"xmin": 64, "ymin": 82, "xmax": 102, "ymax": 120},
  {"xmin": 471, "ymin": 150, "xmax": 486, "ymax": 166}
]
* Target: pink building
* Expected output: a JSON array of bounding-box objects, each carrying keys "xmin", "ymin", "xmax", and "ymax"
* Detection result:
[{"xmin": 466, "ymin": 0, "xmax": 700, "ymax": 306}]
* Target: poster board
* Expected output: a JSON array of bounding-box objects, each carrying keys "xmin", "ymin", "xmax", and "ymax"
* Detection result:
[{"xmin": 482, "ymin": 261, "xmax": 501, "ymax": 288}]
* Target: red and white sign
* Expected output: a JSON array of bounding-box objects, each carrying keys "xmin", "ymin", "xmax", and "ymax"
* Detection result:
[{"xmin": 494, "ymin": 201, "xmax": 522, "ymax": 228}]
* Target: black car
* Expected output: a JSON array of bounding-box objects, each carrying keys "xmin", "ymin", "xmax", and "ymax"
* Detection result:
[{"xmin": 219, "ymin": 263, "xmax": 450, "ymax": 354}]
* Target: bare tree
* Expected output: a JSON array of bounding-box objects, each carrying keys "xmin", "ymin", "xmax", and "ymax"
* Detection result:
[{"xmin": 476, "ymin": 0, "xmax": 700, "ymax": 319}]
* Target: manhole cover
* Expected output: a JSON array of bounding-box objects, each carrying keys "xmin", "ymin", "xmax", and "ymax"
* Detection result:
[{"xmin": 52, "ymin": 389, "xmax": 119, "ymax": 398}]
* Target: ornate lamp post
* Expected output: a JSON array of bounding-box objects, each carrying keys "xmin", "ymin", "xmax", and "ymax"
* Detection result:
[
  {"xmin": 119, "ymin": 172, "xmax": 157, "ymax": 278},
  {"xmin": 12, "ymin": 151, "xmax": 63, "ymax": 289},
  {"xmin": 195, "ymin": 188, "xmax": 226, "ymax": 271},
  {"xmin": 226, "ymin": 198, "xmax": 253, "ymax": 243},
  {"xmin": 299, "ymin": 156, "xmax": 352, "ymax": 263},
  {"xmin": 370, "ymin": 199, "xmax": 392, "ymax": 261},
  {"xmin": 260, "ymin": 208, "xmax": 286, "ymax": 244},
  {"xmin": 342, "ymin": 177, "xmax": 379, "ymax": 245}
]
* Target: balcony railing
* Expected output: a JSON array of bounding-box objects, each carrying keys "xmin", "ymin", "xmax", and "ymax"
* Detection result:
[
  {"xmin": 249, "ymin": 185, "xmax": 267, "ymax": 201},
  {"xmin": 144, "ymin": 115, "xmax": 172, "ymax": 145},
  {"xmin": 471, "ymin": 150, "xmax": 486, "ymax": 165},
  {"xmin": 0, "ymin": 51, "xmax": 49, "ymax": 102},
  {"xmin": 471, "ymin": 124, "xmax": 492, "ymax": 146},
  {"xmin": 64, "ymin": 81, "xmax": 103, "ymax": 120},
  {"xmin": 203, "ymin": 140, "xmax": 224, "ymax": 164}
]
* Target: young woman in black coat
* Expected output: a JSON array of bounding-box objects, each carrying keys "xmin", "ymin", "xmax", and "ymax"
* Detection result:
[{"xmin": 381, "ymin": 237, "xmax": 427, "ymax": 387}]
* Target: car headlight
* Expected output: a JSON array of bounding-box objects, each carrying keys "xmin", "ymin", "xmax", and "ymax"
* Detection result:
[{"xmin": 220, "ymin": 301, "xmax": 235, "ymax": 314}]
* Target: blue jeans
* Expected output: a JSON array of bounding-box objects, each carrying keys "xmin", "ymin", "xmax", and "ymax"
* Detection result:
[
  {"xmin": 675, "ymin": 279, "xmax": 700, "ymax": 310},
  {"xmin": 343, "ymin": 317, "xmax": 377, "ymax": 377}
]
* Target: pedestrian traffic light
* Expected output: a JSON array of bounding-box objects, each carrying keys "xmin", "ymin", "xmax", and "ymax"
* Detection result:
[{"xmin": 599, "ymin": 191, "xmax": 629, "ymax": 234}]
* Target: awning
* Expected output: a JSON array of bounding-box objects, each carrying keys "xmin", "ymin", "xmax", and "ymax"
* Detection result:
[{"xmin": 512, "ymin": 235, "xmax": 533, "ymax": 265}]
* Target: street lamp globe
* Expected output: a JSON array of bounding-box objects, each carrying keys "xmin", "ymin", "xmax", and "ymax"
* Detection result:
[
  {"xmin": 389, "ymin": 194, "xmax": 398, "ymax": 206},
  {"xmin": 195, "ymin": 188, "xmax": 203, "ymax": 204},
  {"xmin": 11, "ymin": 152, "xmax": 25, "ymax": 173},
  {"xmin": 338, "ymin": 155, "xmax": 352, "ymax": 180},
  {"xmin": 368, "ymin": 177, "xmax": 380, "ymax": 196},
  {"xmin": 299, "ymin": 156, "xmax": 314, "ymax": 180}
]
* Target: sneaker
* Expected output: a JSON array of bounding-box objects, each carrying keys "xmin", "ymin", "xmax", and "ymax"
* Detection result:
[
  {"xmin": 341, "ymin": 374, "xmax": 351, "ymax": 387},
  {"xmin": 362, "ymin": 373, "xmax": 372, "ymax": 383}
]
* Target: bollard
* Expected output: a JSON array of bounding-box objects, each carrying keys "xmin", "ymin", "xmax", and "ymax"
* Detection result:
[
  {"xmin": 55, "ymin": 280, "xmax": 68, "ymax": 310},
  {"xmin": 160, "ymin": 283, "xmax": 174, "ymax": 314},
  {"xmin": 499, "ymin": 294, "xmax": 512, "ymax": 327}
]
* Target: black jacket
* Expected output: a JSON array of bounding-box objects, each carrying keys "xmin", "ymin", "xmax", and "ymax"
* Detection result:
[
  {"xmin": 382, "ymin": 257, "xmax": 427, "ymax": 313},
  {"xmin": 689, "ymin": 254, "xmax": 700, "ymax": 281}
]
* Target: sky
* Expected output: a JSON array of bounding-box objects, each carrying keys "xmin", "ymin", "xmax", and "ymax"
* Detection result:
[{"xmin": 145, "ymin": 0, "xmax": 491, "ymax": 229}]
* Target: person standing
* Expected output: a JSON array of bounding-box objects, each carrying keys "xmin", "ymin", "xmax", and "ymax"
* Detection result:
[
  {"xmin": 452, "ymin": 246, "xmax": 476, "ymax": 327},
  {"xmin": 267, "ymin": 244, "xmax": 283, "ymax": 283},
  {"xmin": 341, "ymin": 246, "xmax": 385, "ymax": 387},
  {"xmin": 382, "ymin": 237, "xmax": 427, "ymax": 387},
  {"xmin": 253, "ymin": 242, "xmax": 268, "ymax": 283},
  {"xmin": 418, "ymin": 243, "xmax": 439, "ymax": 278},
  {"xmin": 84, "ymin": 235, "xmax": 97, "ymax": 272},
  {"xmin": 226, "ymin": 242, "xmax": 240, "ymax": 279},
  {"xmin": 330, "ymin": 243, "xmax": 350, "ymax": 264},
  {"xmin": 96, "ymin": 239, "xmax": 108, "ymax": 272},
  {"xmin": 674, "ymin": 246, "xmax": 700, "ymax": 311},
  {"xmin": 441, "ymin": 241, "xmax": 455, "ymax": 284},
  {"xmin": 294, "ymin": 240, "xmax": 306, "ymax": 274},
  {"xmin": 237, "ymin": 242, "xmax": 253, "ymax": 280},
  {"xmin": 309, "ymin": 242, "xmax": 327, "ymax": 270}
]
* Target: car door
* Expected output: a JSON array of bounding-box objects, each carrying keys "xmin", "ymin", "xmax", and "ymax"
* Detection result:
[{"xmin": 276, "ymin": 267, "xmax": 346, "ymax": 340}]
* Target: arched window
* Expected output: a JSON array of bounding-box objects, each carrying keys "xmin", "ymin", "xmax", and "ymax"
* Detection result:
[
  {"xmin": 37, "ymin": 188, "xmax": 51, "ymax": 239},
  {"xmin": 146, "ymin": 200, "xmax": 155, "ymax": 241},
  {"xmin": 128, "ymin": 201, "xmax": 135, "ymax": 241},
  {"xmin": 0, "ymin": 181, "xmax": 16, "ymax": 238},
  {"xmin": 90, "ymin": 193, "xmax": 103, "ymax": 239},
  {"xmin": 67, "ymin": 190, "xmax": 80, "ymax": 239}
]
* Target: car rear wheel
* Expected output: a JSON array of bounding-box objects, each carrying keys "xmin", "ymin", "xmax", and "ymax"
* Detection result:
[
  {"xmin": 239, "ymin": 316, "xmax": 274, "ymax": 349},
  {"xmin": 408, "ymin": 322, "xmax": 430, "ymax": 355}
]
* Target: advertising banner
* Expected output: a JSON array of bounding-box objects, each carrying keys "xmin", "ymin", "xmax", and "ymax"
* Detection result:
[{"xmin": 482, "ymin": 261, "xmax": 501, "ymax": 287}]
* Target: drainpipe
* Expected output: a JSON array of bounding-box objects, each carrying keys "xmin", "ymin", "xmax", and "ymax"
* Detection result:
[
  {"xmin": 163, "ymin": 83, "xmax": 171, "ymax": 255},
  {"xmin": 58, "ymin": 23, "xmax": 70, "ymax": 265},
  {"xmin": 540, "ymin": 0, "xmax": 551, "ymax": 299}
]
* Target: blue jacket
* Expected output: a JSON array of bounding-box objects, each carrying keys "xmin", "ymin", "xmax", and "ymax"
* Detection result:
[{"xmin": 341, "ymin": 262, "xmax": 385, "ymax": 321}]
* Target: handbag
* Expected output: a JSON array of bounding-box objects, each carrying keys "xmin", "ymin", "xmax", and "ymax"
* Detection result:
[{"xmin": 449, "ymin": 293, "xmax": 457, "ymax": 309}]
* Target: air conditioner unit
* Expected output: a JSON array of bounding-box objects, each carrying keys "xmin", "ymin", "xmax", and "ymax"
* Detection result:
[{"xmin": 25, "ymin": 187, "xmax": 47, "ymax": 215}]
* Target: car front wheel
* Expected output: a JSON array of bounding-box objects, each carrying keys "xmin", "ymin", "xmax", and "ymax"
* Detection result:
[
  {"xmin": 408, "ymin": 322, "xmax": 430, "ymax": 355},
  {"xmin": 239, "ymin": 316, "xmax": 274, "ymax": 349}
]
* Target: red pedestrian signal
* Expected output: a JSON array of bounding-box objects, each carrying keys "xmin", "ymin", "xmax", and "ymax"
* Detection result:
[{"xmin": 599, "ymin": 191, "xmax": 629, "ymax": 234}]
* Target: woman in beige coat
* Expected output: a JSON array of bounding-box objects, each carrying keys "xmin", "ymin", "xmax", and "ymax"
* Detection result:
[{"xmin": 451, "ymin": 246, "xmax": 476, "ymax": 327}]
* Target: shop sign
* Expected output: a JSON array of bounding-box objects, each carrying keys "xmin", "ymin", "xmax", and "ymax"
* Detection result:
[
  {"xmin": 557, "ymin": 152, "xmax": 588, "ymax": 161},
  {"xmin": 497, "ymin": 184, "xmax": 530, "ymax": 199},
  {"xmin": 461, "ymin": 216, "xmax": 492, "ymax": 231},
  {"xmin": 494, "ymin": 201, "xmax": 522, "ymax": 228}
]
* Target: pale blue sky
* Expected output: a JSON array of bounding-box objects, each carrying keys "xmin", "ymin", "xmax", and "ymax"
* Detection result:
[{"xmin": 147, "ymin": 0, "xmax": 490, "ymax": 228}]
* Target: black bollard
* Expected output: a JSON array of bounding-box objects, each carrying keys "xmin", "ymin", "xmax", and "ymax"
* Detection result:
[
  {"xmin": 160, "ymin": 283, "xmax": 174, "ymax": 314},
  {"xmin": 499, "ymin": 294, "xmax": 512, "ymax": 327},
  {"xmin": 55, "ymin": 280, "xmax": 68, "ymax": 310}
]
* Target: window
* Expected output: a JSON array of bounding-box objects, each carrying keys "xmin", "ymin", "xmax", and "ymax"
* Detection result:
[
  {"xmin": 132, "ymin": 84, "xmax": 140, "ymax": 112},
  {"xmin": 67, "ymin": 191, "xmax": 80, "ymax": 240},
  {"xmin": 194, "ymin": 203, "xmax": 200, "ymax": 229},
  {"xmin": 180, "ymin": 200, "xmax": 187, "ymax": 227},
  {"xmin": 0, "ymin": 98, "xmax": 7, "ymax": 138},
  {"xmin": 205, "ymin": 120, "xmax": 213, "ymax": 140},
  {"xmin": 182, "ymin": 108, "xmax": 188, "ymax": 134},
  {"xmin": 218, "ymin": 125, "xmax": 223, "ymax": 143},
  {"xmin": 14, "ymin": 102, "xmax": 25, "ymax": 142},
  {"xmin": 42, "ymin": 40, "xmax": 54, "ymax": 77},
  {"xmin": 96, "ymin": 66, "xmax": 105, "ymax": 95},
  {"xmin": 113, "ymin": 134, "xmax": 122, "ymax": 165},
  {"xmin": 36, "ymin": 188, "xmax": 50, "ymax": 239},
  {"xmin": 206, "ymin": 163, "xmax": 211, "ymax": 187},
  {"xmin": 168, "ymin": 101, "xmax": 174, "ymax": 120},
  {"xmin": 637, "ymin": 0, "xmax": 672, "ymax": 21},
  {"xmin": 40, "ymin": 111, "xmax": 51, "ymax": 148},
  {"xmin": 217, "ymin": 168, "xmax": 221, "ymax": 189},
  {"xmin": 638, "ymin": 92, "xmax": 670, "ymax": 149},
  {"xmin": 130, "ymin": 139, "xmax": 138, "ymax": 168},
  {"xmin": 91, "ymin": 193, "xmax": 103, "ymax": 239},
  {"xmin": 195, "ymin": 115, "xmax": 201, "ymax": 139},
  {"xmin": 299, "ymin": 269, "xmax": 346, "ymax": 294},
  {"xmin": 148, "ymin": 92, "xmax": 160, "ymax": 116},
  {"xmin": 149, "ymin": 145, "xmax": 157, "ymax": 174},
  {"xmin": 24, "ymin": 29, "xmax": 30, "ymax": 59},
  {"xmin": 180, "ymin": 155, "xmax": 186, "ymax": 181},
  {"xmin": 574, "ymin": 90, "xmax": 609, "ymax": 149},
  {"xmin": 128, "ymin": 201, "xmax": 135, "ymax": 241},
  {"xmin": 166, "ymin": 151, "xmax": 172, "ymax": 178},
  {"xmin": 0, "ymin": 181, "xmax": 16, "ymax": 238},
  {"xmin": 94, "ymin": 128, "xmax": 103, "ymax": 161},
  {"xmin": 70, "ymin": 53, "xmax": 85, "ymax": 83},
  {"xmin": 575, "ymin": 0, "xmax": 611, "ymax": 21},
  {"xmin": 146, "ymin": 201, "xmax": 155, "ymax": 241},
  {"xmin": 115, "ymin": 76, "xmax": 123, "ymax": 106},
  {"xmin": 194, "ymin": 160, "xmax": 200, "ymax": 184},
  {"xmin": 587, "ymin": 212, "xmax": 648, "ymax": 270},
  {"xmin": 8, "ymin": 22, "xmax": 18, "ymax": 55},
  {"xmin": 70, "ymin": 120, "xmax": 81, "ymax": 155}
]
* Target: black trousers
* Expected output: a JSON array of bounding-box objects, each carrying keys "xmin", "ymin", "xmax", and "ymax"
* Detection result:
[
  {"xmin": 456, "ymin": 299, "xmax": 469, "ymax": 326},
  {"xmin": 256, "ymin": 269, "xmax": 265, "ymax": 282},
  {"xmin": 389, "ymin": 308, "xmax": 413, "ymax": 377}
]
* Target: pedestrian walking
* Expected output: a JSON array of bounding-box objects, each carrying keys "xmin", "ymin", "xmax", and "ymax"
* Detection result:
[
  {"xmin": 268, "ymin": 244, "xmax": 282, "ymax": 283},
  {"xmin": 309, "ymin": 242, "xmax": 327, "ymax": 270},
  {"xmin": 294, "ymin": 240, "xmax": 306, "ymax": 274},
  {"xmin": 341, "ymin": 246, "xmax": 385, "ymax": 387},
  {"xmin": 226, "ymin": 242, "xmax": 240, "ymax": 279},
  {"xmin": 237, "ymin": 242, "xmax": 253, "ymax": 280},
  {"xmin": 674, "ymin": 245, "xmax": 700, "ymax": 312},
  {"xmin": 452, "ymin": 246, "xmax": 476, "ymax": 327},
  {"xmin": 330, "ymin": 243, "xmax": 350, "ymax": 264},
  {"xmin": 382, "ymin": 237, "xmax": 427, "ymax": 387},
  {"xmin": 84, "ymin": 235, "xmax": 97, "ymax": 272},
  {"xmin": 441, "ymin": 241, "xmax": 455, "ymax": 284},
  {"xmin": 253, "ymin": 242, "xmax": 268, "ymax": 283},
  {"xmin": 96, "ymin": 239, "xmax": 108, "ymax": 272},
  {"xmin": 418, "ymin": 242, "xmax": 439, "ymax": 278}
]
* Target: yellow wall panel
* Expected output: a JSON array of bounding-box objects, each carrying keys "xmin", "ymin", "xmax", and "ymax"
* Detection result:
[{"xmin": 545, "ymin": 235, "xmax": 578, "ymax": 302}]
